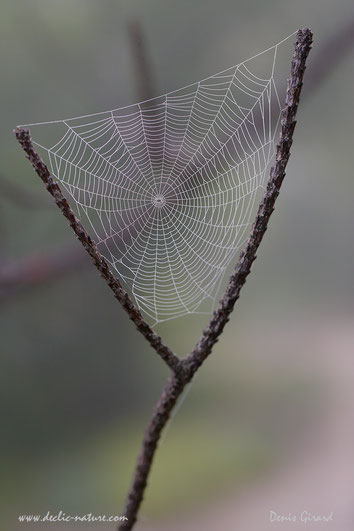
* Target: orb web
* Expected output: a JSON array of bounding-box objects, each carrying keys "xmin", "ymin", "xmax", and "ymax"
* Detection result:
[{"xmin": 22, "ymin": 35, "xmax": 294, "ymax": 324}]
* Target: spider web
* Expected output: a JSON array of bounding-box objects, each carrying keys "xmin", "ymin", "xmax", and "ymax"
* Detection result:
[{"xmin": 23, "ymin": 35, "xmax": 294, "ymax": 325}]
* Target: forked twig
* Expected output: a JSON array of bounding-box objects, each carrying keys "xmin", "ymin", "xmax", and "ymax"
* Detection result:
[{"xmin": 15, "ymin": 28, "xmax": 312, "ymax": 530}]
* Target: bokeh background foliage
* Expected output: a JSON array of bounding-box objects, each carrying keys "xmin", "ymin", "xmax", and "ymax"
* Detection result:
[{"xmin": 1, "ymin": 1, "xmax": 354, "ymax": 530}]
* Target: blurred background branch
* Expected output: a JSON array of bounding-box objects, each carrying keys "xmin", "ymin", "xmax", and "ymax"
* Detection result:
[
  {"xmin": 127, "ymin": 20, "xmax": 156, "ymax": 102},
  {"xmin": 0, "ymin": 243, "xmax": 84, "ymax": 301},
  {"xmin": 304, "ymin": 17, "xmax": 354, "ymax": 92}
]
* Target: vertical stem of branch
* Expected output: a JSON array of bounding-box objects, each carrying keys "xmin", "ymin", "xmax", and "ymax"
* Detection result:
[{"xmin": 120, "ymin": 375, "xmax": 187, "ymax": 529}]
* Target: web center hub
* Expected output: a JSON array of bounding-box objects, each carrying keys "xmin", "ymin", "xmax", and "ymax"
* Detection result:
[{"xmin": 152, "ymin": 194, "xmax": 167, "ymax": 208}]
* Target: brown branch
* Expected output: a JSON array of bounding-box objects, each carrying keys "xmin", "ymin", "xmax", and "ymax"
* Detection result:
[
  {"xmin": 15, "ymin": 27, "xmax": 312, "ymax": 531},
  {"xmin": 118, "ymin": 28, "xmax": 313, "ymax": 530},
  {"xmin": 14, "ymin": 127, "xmax": 182, "ymax": 376}
]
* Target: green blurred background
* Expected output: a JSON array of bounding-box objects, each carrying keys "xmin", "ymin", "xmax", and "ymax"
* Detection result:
[{"xmin": 1, "ymin": 1, "xmax": 354, "ymax": 530}]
